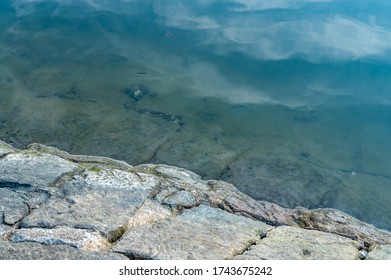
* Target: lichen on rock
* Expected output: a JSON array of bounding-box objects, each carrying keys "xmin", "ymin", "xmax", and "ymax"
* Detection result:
[{"xmin": 0, "ymin": 139, "xmax": 390, "ymax": 260}]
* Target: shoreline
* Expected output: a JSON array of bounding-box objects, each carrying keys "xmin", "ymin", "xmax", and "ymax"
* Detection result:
[{"xmin": 0, "ymin": 139, "xmax": 390, "ymax": 260}]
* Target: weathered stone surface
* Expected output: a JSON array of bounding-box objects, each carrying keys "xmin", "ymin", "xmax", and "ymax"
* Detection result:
[
  {"xmin": 26, "ymin": 143, "xmax": 134, "ymax": 171},
  {"xmin": 127, "ymin": 199, "xmax": 172, "ymax": 229},
  {"xmin": 367, "ymin": 245, "xmax": 391, "ymax": 260},
  {"xmin": 223, "ymin": 191, "xmax": 297, "ymax": 226},
  {"xmin": 235, "ymin": 226, "xmax": 360, "ymax": 260},
  {"xmin": 0, "ymin": 140, "xmax": 15, "ymax": 157},
  {"xmin": 0, "ymin": 153, "xmax": 78, "ymax": 190},
  {"xmin": 292, "ymin": 208, "xmax": 391, "ymax": 245},
  {"xmin": 1, "ymin": 140, "xmax": 391, "ymax": 260},
  {"xmin": 0, "ymin": 188, "xmax": 29, "ymax": 225},
  {"xmin": 11, "ymin": 227, "xmax": 110, "ymax": 251},
  {"xmin": 0, "ymin": 224, "xmax": 13, "ymax": 240},
  {"xmin": 162, "ymin": 190, "xmax": 200, "ymax": 208},
  {"xmin": 21, "ymin": 169, "xmax": 157, "ymax": 242},
  {"xmin": 153, "ymin": 164, "xmax": 201, "ymax": 181},
  {"xmin": 113, "ymin": 205, "xmax": 273, "ymax": 260},
  {"xmin": 0, "ymin": 241, "xmax": 128, "ymax": 260}
]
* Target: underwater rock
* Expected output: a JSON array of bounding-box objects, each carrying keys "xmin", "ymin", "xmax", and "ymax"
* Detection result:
[
  {"xmin": 123, "ymin": 84, "xmax": 156, "ymax": 102},
  {"xmin": 221, "ymin": 155, "xmax": 341, "ymax": 209}
]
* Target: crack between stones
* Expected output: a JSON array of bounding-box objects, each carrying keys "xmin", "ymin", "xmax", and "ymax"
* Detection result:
[
  {"xmin": 48, "ymin": 168, "xmax": 85, "ymax": 189},
  {"xmin": 232, "ymin": 228, "xmax": 273, "ymax": 258},
  {"xmin": 140, "ymin": 138, "xmax": 170, "ymax": 164}
]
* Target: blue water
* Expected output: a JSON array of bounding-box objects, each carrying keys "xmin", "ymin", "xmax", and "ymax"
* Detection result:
[{"xmin": 1, "ymin": 0, "xmax": 391, "ymax": 230}]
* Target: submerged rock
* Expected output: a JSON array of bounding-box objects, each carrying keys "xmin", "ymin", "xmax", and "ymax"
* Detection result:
[
  {"xmin": 221, "ymin": 155, "xmax": 341, "ymax": 209},
  {"xmin": 0, "ymin": 139, "xmax": 390, "ymax": 260}
]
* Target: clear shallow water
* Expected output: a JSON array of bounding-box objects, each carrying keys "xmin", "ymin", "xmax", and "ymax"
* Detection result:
[{"xmin": 1, "ymin": 0, "xmax": 391, "ymax": 230}]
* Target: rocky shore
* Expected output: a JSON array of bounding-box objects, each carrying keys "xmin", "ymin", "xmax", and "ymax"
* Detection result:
[{"xmin": 0, "ymin": 139, "xmax": 390, "ymax": 260}]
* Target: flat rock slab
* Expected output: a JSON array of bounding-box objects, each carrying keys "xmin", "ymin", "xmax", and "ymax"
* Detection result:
[
  {"xmin": 235, "ymin": 226, "xmax": 360, "ymax": 260},
  {"xmin": 0, "ymin": 241, "xmax": 128, "ymax": 260},
  {"xmin": 0, "ymin": 153, "xmax": 78, "ymax": 190},
  {"xmin": 113, "ymin": 205, "xmax": 273, "ymax": 260},
  {"xmin": 11, "ymin": 227, "xmax": 110, "ymax": 251},
  {"xmin": 0, "ymin": 188, "xmax": 30, "ymax": 225},
  {"xmin": 21, "ymin": 169, "xmax": 157, "ymax": 242},
  {"xmin": 367, "ymin": 245, "xmax": 391, "ymax": 260},
  {"xmin": 0, "ymin": 225, "xmax": 12, "ymax": 240}
]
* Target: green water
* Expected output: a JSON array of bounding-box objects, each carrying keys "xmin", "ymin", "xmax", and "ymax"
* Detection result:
[{"xmin": 1, "ymin": 0, "xmax": 391, "ymax": 230}]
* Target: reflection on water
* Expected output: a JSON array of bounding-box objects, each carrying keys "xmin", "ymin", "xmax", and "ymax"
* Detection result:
[{"xmin": 1, "ymin": 0, "xmax": 391, "ymax": 230}]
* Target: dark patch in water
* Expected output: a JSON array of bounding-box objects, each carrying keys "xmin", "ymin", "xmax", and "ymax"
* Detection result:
[
  {"xmin": 36, "ymin": 87, "xmax": 96, "ymax": 103},
  {"xmin": 293, "ymin": 111, "xmax": 318, "ymax": 123}
]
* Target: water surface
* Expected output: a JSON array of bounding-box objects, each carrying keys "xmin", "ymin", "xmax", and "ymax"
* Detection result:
[{"xmin": 1, "ymin": 0, "xmax": 391, "ymax": 230}]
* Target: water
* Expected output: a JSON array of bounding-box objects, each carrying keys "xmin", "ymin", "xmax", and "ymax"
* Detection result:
[{"xmin": 1, "ymin": 0, "xmax": 391, "ymax": 230}]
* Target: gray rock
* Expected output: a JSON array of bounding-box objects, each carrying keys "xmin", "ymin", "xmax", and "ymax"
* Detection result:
[
  {"xmin": 21, "ymin": 169, "xmax": 157, "ymax": 242},
  {"xmin": 1, "ymin": 140, "xmax": 391, "ymax": 261},
  {"xmin": 113, "ymin": 205, "xmax": 273, "ymax": 260},
  {"xmin": 0, "ymin": 224, "xmax": 13, "ymax": 240},
  {"xmin": 292, "ymin": 208, "xmax": 391, "ymax": 245},
  {"xmin": 127, "ymin": 199, "xmax": 172, "ymax": 229},
  {"xmin": 153, "ymin": 164, "xmax": 201, "ymax": 181},
  {"xmin": 162, "ymin": 190, "xmax": 200, "ymax": 208},
  {"xmin": 0, "ymin": 153, "xmax": 78, "ymax": 190},
  {"xmin": 0, "ymin": 188, "xmax": 29, "ymax": 225},
  {"xmin": 0, "ymin": 140, "xmax": 15, "ymax": 157},
  {"xmin": 11, "ymin": 227, "xmax": 110, "ymax": 251},
  {"xmin": 367, "ymin": 245, "xmax": 391, "ymax": 260},
  {"xmin": 0, "ymin": 241, "xmax": 128, "ymax": 260},
  {"xmin": 235, "ymin": 226, "xmax": 360, "ymax": 260},
  {"xmin": 223, "ymin": 191, "xmax": 297, "ymax": 226}
]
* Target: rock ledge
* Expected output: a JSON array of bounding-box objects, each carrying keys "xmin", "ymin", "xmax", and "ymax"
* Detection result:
[{"xmin": 0, "ymin": 140, "xmax": 390, "ymax": 260}]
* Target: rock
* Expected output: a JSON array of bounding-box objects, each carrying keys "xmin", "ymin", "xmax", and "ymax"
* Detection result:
[
  {"xmin": 152, "ymin": 164, "xmax": 201, "ymax": 181},
  {"xmin": 21, "ymin": 169, "xmax": 158, "ymax": 242},
  {"xmin": 367, "ymin": 245, "xmax": 391, "ymax": 260},
  {"xmin": 0, "ymin": 241, "xmax": 128, "ymax": 260},
  {"xmin": 0, "ymin": 153, "xmax": 78, "ymax": 190},
  {"xmin": 235, "ymin": 226, "xmax": 361, "ymax": 260},
  {"xmin": 223, "ymin": 191, "xmax": 297, "ymax": 226},
  {"xmin": 0, "ymin": 224, "xmax": 13, "ymax": 240},
  {"xmin": 292, "ymin": 208, "xmax": 391, "ymax": 245},
  {"xmin": 221, "ymin": 155, "xmax": 341, "ymax": 209},
  {"xmin": 113, "ymin": 205, "xmax": 273, "ymax": 260},
  {"xmin": 0, "ymin": 188, "xmax": 30, "ymax": 225},
  {"xmin": 162, "ymin": 190, "xmax": 200, "ymax": 208},
  {"xmin": 0, "ymin": 140, "xmax": 15, "ymax": 157},
  {"xmin": 11, "ymin": 227, "xmax": 110, "ymax": 251},
  {"xmin": 127, "ymin": 199, "xmax": 172, "ymax": 229},
  {"xmin": 1, "ymin": 139, "xmax": 391, "ymax": 260}
]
